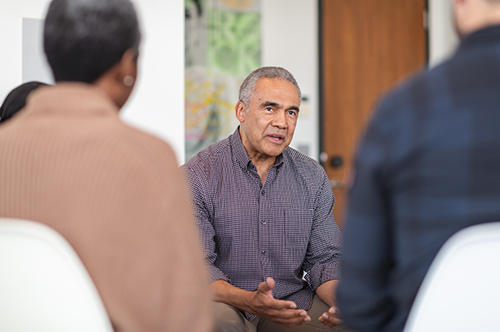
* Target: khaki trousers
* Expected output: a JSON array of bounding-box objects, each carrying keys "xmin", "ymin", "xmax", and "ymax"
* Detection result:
[{"xmin": 214, "ymin": 295, "xmax": 353, "ymax": 332}]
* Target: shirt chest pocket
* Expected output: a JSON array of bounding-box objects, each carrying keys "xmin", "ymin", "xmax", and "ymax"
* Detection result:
[{"xmin": 284, "ymin": 208, "xmax": 314, "ymax": 250}]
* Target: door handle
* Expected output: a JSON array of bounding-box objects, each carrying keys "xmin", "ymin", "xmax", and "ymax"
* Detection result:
[
  {"xmin": 330, "ymin": 178, "xmax": 347, "ymax": 190},
  {"xmin": 320, "ymin": 152, "xmax": 344, "ymax": 169},
  {"xmin": 329, "ymin": 156, "xmax": 343, "ymax": 169}
]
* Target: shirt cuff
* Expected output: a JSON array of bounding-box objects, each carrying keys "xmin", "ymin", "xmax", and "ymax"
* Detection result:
[{"xmin": 305, "ymin": 264, "xmax": 341, "ymax": 291}]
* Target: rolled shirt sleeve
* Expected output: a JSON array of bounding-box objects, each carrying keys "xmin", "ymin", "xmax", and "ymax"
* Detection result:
[{"xmin": 303, "ymin": 172, "xmax": 342, "ymax": 291}]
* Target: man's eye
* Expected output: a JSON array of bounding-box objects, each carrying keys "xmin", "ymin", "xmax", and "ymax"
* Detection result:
[
  {"xmin": 265, "ymin": 107, "xmax": 273, "ymax": 112},
  {"xmin": 288, "ymin": 111, "xmax": 297, "ymax": 116}
]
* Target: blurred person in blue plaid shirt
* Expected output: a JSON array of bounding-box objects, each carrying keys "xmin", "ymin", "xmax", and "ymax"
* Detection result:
[{"xmin": 337, "ymin": 1, "xmax": 500, "ymax": 332}]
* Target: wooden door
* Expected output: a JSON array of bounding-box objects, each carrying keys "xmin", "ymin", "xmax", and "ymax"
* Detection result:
[{"xmin": 320, "ymin": 0, "xmax": 428, "ymax": 229}]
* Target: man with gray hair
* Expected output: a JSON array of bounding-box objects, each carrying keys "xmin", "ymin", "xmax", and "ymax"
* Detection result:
[{"xmin": 183, "ymin": 66, "xmax": 346, "ymax": 332}]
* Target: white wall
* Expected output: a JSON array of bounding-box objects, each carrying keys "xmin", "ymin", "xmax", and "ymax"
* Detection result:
[
  {"xmin": 428, "ymin": 0, "xmax": 460, "ymax": 67},
  {"xmin": 261, "ymin": 0, "xmax": 319, "ymax": 160},
  {"xmin": 121, "ymin": 0, "xmax": 185, "ymax": 162},
  {"xmin": 0, "ymin": 1, "xmax": 50, "ymax": 103},
  {"xmin": 0, "ymin": 0, "xmax": 186, "ymax": 163}
]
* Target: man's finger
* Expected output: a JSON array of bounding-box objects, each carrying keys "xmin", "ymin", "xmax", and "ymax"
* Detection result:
[
  {"xmin": 265, "ymin": 298, "xmax": 298, "ymax": 310},
  {"xmin": 268, "ymin": 310, "xmax": 311, "ymax": 327},
  {"xmin": 268, "ymin": 308, "xmax": 307, "ymax": 318},
  {"xmin": 257, "ymin": 277, "xmax": 275, "ymax": 293},
  {"xmin": 318, "ymin": 311, "xmax": 342, "ymax": 328},
  {"xmin": 265, "ymin": 277, "xmax": 275, "ymax": 289},
  {"xmin": 328, "ymin": 306, "xmax": 339, "ymax": 316}
]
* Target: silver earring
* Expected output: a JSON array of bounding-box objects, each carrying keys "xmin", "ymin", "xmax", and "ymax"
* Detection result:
[{"xmin": 123, "ymin": 76, "xmax": 134, "ymax": 87}]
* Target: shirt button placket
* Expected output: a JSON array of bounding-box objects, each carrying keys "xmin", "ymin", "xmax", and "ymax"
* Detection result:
[{"xmin": 258, "ymin": 185, "xmax": 269, "ymax": 275}]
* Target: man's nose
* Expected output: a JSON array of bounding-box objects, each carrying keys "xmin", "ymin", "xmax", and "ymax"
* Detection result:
[{"xmin": 272, "ymin": 110, "xmax": 287, "ymax": 129}]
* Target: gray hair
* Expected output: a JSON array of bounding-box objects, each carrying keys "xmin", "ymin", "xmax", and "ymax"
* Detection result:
[{"xmin": 238, "ymin": 66, "xmax": 301, "ymax": 107}]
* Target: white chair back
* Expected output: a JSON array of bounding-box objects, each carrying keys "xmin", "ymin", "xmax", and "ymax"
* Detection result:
[
  {"xmin": 404, "ymin": 222, "xmax": 500, "ymax": 332},
  {"xmin": 0, "ymin": 218, "xmax": 114, "ymax": 332}
]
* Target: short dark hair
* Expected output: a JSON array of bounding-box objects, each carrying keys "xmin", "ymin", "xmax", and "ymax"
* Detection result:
[
  {"xmin": 239, "ymin": 66, "xmax": 301, "ymax": 108},
  {"xmin": 0, "ymin": 81, "xmax": 48, "ymax": 124},
  {"xmin": 43, "ymin": 0, "xmax": 141, "ymax": 83}
]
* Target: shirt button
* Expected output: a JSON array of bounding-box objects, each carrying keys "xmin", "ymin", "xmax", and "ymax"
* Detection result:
[
  {"xmin": 261, "ymin": 190, "xmax": 265, "ymax": 195},
  {"xmin": 261, "ymin": 250, "xmax": 266, "ymax": 255},
  {"xmin": 261, "ymin": 220, "xmax": 267, "ymax": 225}
]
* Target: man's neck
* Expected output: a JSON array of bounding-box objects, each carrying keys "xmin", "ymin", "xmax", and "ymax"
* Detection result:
[
  {"xmin": 251, "ymin": 156, "xmax": 276, "ymax": 185},
  {"xmin": 457, "ymin": 2, "xmax": 500, "ymax": 37}
]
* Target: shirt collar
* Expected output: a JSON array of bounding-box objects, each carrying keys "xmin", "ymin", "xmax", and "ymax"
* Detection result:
[
  {"xmin": 457, "ymin": 24, "xmax": 500, "ymax": 55},
  {"xmin": 230, "ymin": 126, "xmax": 285, "ymax": 172}
]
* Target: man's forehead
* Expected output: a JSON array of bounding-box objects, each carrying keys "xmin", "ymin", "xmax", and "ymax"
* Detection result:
[
  {"xmin": 255, "ymin": 77, "xmax": 294, "ymax": 89},
  {"xmin": 252, "ymin": 78, "xmax": 300, "ymax": 102}
]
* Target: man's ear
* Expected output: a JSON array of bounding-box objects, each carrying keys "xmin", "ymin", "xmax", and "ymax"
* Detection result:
[{"xmin": 235, "ymin": 101, "xmax": 247, "ymax": 122}]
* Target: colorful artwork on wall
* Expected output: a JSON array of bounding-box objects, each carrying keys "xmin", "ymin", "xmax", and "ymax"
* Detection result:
[{"xmin": 185, "ymin": 0, "xmax": 261, "ymax": 161}]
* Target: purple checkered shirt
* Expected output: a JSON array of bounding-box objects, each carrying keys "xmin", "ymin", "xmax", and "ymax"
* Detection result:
[{"xmin": 183, "ymin": 128, "xmax": 342, "ymax": 320}]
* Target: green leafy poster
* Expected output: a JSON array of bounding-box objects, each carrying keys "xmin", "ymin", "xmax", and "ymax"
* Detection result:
[{"xmin": 185, "ymin": 0, "xmax": 261, "ymax": 161}]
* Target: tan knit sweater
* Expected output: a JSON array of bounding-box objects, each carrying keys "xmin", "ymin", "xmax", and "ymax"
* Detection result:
[{"xmin": 0, "ymin": 83, "xmax": 213, "ymax": 332}]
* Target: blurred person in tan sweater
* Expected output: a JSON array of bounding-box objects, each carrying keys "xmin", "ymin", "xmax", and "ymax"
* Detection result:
[{"xmin": 0, "ymin": 0, "xmax": 213, "ymax": 331}]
